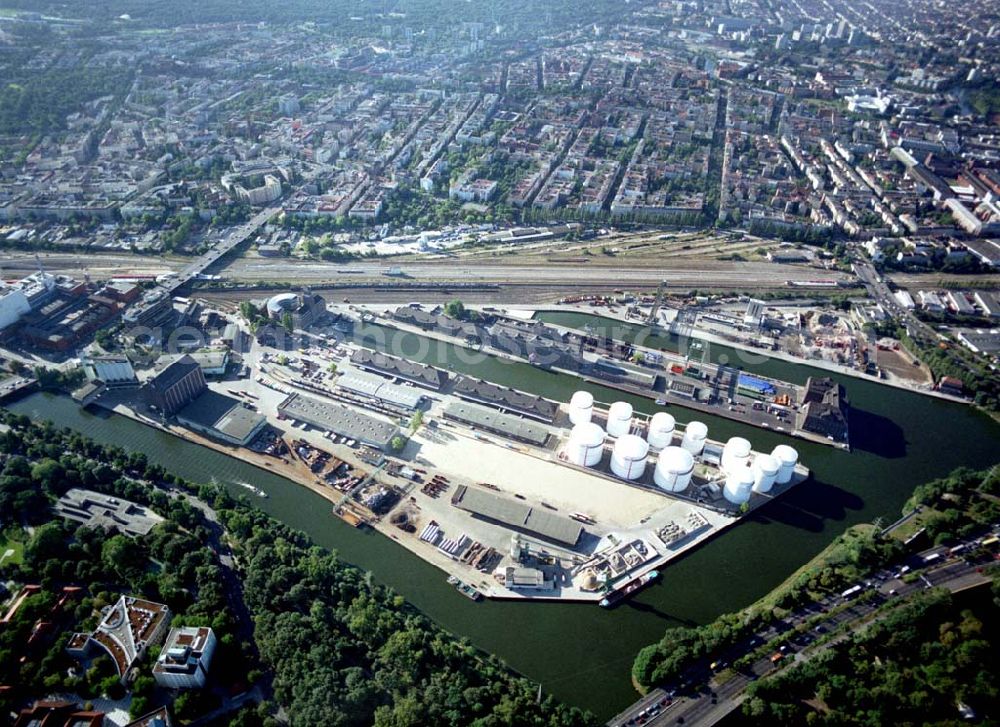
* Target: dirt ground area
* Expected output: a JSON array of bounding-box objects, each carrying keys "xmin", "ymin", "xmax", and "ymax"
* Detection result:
[
  {"xmin": 405, "ymin": 424, "xmax": 670, "ymax": 529},
  {"xmin": 877, "ymin": 348, "xmax": 934, "ymax": 384}
]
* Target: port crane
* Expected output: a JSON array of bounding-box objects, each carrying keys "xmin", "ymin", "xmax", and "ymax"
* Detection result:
[{"xmin": 646, "ymin": 280, "xmax": 667, "ymax": 325}]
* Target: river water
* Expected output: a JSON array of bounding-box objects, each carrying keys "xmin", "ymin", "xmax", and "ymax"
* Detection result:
[{"xmin": 7, "ymin": 313, "xmax": 999, "ymax": 719}]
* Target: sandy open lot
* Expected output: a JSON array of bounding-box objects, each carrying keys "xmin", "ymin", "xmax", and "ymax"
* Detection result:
[{"xmin": 407, "ymin": 422, "xmax": 671, "ymax": 529}]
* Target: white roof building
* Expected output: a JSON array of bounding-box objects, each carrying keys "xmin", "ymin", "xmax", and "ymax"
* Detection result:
[
  {"xmin": 336, "ymin": 369, "xmax": 425, "ymax": 409},
  {"xmin": 893, "ymin": 290, "xmax": 915, "ymax": 309},
  {"xmin": 0, "ymin": 283, "xmax": 31, "ymax": 330},
  {"xmin": 153, "ymin": 626, "xmax": 217, "ymax": 689}
]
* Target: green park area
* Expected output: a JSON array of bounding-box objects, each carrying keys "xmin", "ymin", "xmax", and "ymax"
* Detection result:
[{"xmin": 0, "ymin": 528, "xmax": 26, "ymax": 567}]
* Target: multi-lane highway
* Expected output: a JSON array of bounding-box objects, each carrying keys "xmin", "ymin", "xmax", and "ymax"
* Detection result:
[
  {"xmin": 608, "ymin": 534, "xmax": 997, "ymax": 727},
  {"xmin": 852, "ymin": 256, "xmax": 939, "ymax": 346}
]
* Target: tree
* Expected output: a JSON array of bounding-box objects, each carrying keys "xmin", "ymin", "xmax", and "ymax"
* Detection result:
[
  {"xmin": 102, "ymin": 534, "xmax": 147, "ymax": 583},
  {"xmin": 94, "ymin": 328, "xmax": 114, "ymax": 350},
  {"xmin": 443, "ymin": 300, "xmax": 466, "ymax": 320},
  {"xmin": 281, "ymin": 311, "xmax": 294, "ymax": 333},
  {"xmin": 30, "ymin": 459, "xmax": 65, "ymax": 491},
  {"xmin": 389, "ymin": 436, "xmax": 406, "ymax": 453},
  {"xmin": 408, "ymin": 411, "xmax": 423, "ymax": 433},
  {"xmin": 26, "ymin": 522, "xmax": 68, "ymax": 565}
]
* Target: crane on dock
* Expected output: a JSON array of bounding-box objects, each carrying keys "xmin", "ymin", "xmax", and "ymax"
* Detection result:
[{"xmin": 646, "ymin": 280, "xmax": 667, "ymax": 325}]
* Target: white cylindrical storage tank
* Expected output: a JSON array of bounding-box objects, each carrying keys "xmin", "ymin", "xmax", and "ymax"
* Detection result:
[
  {"xmin": 567, "ymin": 422, "xmax": 605, "ymax": 467},
  {"xmin": 723, "ymin": 466, "xmax": 755, "ymax": 505},
  {"xmin": 772, "ymin": 445, "xmax": 799, "ymax": 485},
  {"xmin": 610, "ymin": 434, "xmax": 649, "ymax": 481},
  {"xmin": 680, "ymin": 420, "xmax": 708, "ymax": 456},
  {"xmin": 568, "ymin": 390, "xmax": 594, "ymax": 425},
  {"xmin": 606, "ymin": 401, "xmax": 634, "ymax": 438},
  {"xmin": 722, "ymin": 436, "xmax": 753, "ymax": 474},
  {"xmin": 752, "ymin": 453, "xmax": 780, "ymax": 493},
  {"xmin": 646, "ymin": 412, "xmax": 676, "ymax": 449},
  {"xmin": 654, "ymin": 446, "xmax": 695, "ymax": 492}
]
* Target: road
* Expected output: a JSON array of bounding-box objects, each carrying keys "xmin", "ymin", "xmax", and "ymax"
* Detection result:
[
  {"xmin": 852, "ymin": 257, "xmax": 938, "ymax": 346},
  {"xmin": 120, "ymin": 204, "xmax": 283, "ymax": 323},
  {"xmin": 609, "ymin": 533, "xmax": 997, "ymax": 727},
  {"xmin": 165, "ymin": 204, "xmax": 284, "ymax": 292},
  {"xmin": 162, "ymin": 485, "xmax": 269, "ymax": 720},
  {"xmin": 853, "ymin": 254, "xmax": 993, "ymax": 387}
]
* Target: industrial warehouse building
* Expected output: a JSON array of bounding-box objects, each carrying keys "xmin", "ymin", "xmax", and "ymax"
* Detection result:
[
  {"xmin": 144, "ymin": 355, "xmax": 206, "ymax": 415},
  {"xmin": 176, "ymin": 391, "xmax": 267, "ymax": 446},
  {"xmin": 160, "ymin": 349, "xmax": 230, "ymax": 377},
  {"xmin": 737, "ymin": 373, "xmax": 776, "ymax": 398},
  {"xmin": 797, "ymin": 376, "xmax": 849, "ymax": 442},
  {"xmin": 351, "ymin": 348, "xmax": 449, "ymax": 390},
  {"xmin": 957, "ymin": 330, "xmax": 1000, "ymax": 355},
  {"xmin": 442, "ymin": 401, "xmax": 550, "ymax": 447},
  {"xmin": 0, "ymin": 283, "xmax": 32, "ymax": 330},
  {"xmin": 278, "ymin": 392, "xmax": 398, "ymax": 450},
  {"xmin": 452, "ymin": 376, "xmax": 558, "ymax": 422},
  {"xmin": 83, "ymin": 355, "xmax": 137, "ymax": 387},
  {"xmin": 336, "ymin": 369, "xmax": 425, "ymax": 409},
  {"xmin": 451, "ymin": 485, "xmax": 583, "ymax": 546}
]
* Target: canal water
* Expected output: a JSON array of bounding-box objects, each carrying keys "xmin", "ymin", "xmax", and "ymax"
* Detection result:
[{"xmin": 7, "ymin": 313, "xmax": 999, "ymax": 719}]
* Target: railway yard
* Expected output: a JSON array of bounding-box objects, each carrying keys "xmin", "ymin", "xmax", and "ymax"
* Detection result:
[{"xmin": 5, "ymin": 228, "xmax": 997, "ymax": 302}]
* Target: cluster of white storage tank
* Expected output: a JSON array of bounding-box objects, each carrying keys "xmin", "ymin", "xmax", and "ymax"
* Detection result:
[
  {"xmin": 568, "ymin": 391, "xmax": 594, "ymax": 425},
  {"xmin": 653, "ymin": 446, "xmax": 694, "ymax": 492},
  {"xmin": 606, "ymin": 401, "xmax": 634, "ymax": 437},
  {"xmin": 752, "ymin": 453, "xmax": 780, "ymax": 493},
  {"xmin": 721, "ymin": 437, "xmax": 752, "ymax": 473},
  {"xmin": 564, "ymin": 392, "xmax": 799, "ymax": 504},
  {"xmin": 610, "ymin": 434, "xmax": 649, "ymax": 480},
  {"xmin": 680, "ymin": 421, "xmax": 708, "ymax": 456},
  {"xmin": 721, "ymin": 438, "xmax": 799, "ymax": 505},
  {"xmin": 646, "ymin": 412, "xmax": 676, "ymax": 449},
  {"xmin": 567, "ymin": 422, "xmax": 605, "ymax": 467},
  {"xmin": 723, "ymin": 466, "xmax": 755, "ymax": 505},
  {"xmin": 772, "ymin": 444, "xmax": 799, "ymax": 485}
]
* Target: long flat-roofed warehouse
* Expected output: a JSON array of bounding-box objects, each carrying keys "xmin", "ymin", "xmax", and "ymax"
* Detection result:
[
  {"xmin": 443, "ymin": 401, "xmax": 550, "ymax": 447},
  {"xmin": 278, "ymin": 392, "xmax": 398, "ymax": 449},
  {"xmin": 351, "ymin": 348, "xmax": 449, "ymax": 390},
  {"xmin": 336, "ymin": 369, "xmax": 425, "ymax": 410},
  {"xmin": 452, "ymin": 376, "xmax": 558, "ymax": 422},
  {"xmin": 451, "ymin": 484, "xmax": 583, "ymax": 546}
]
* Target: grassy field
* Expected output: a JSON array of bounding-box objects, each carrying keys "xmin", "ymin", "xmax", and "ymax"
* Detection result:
[{"xmin": 0, "ymin": 528, "xmax": 26, "ymax": 567}]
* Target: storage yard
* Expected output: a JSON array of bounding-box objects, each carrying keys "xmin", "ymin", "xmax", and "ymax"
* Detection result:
[{"xmin": 382, "ymin": 390, "xmax": 809, "ymax": 603}]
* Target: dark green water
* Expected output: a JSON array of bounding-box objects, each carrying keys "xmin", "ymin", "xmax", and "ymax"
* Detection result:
[{"xmin": 7, "ymin": 313, "xmax": 999, "ymax": 719}]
